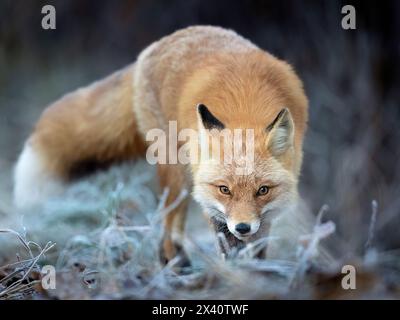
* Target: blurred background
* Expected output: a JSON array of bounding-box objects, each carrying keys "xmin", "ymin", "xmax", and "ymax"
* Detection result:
[{"xmin": 0, "ymin": 0, "xmax": 399, "ymax": 257}]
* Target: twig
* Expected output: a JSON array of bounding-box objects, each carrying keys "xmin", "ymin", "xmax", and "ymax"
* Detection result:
[
  {"xmin": 0, "ymin": 229, "xmax": 56, "ymax": 299},
  {"xmin": 365, "ymin": 200, "xmax": 378, "ymax": 252}
]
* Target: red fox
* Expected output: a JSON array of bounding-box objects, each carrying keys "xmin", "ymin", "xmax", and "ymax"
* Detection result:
[{"xmin": 14, "ymin": 26, "xmax": 308, "ymax": 266}]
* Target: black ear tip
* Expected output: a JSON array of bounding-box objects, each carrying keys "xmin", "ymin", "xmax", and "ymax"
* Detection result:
[
  {"xmin": 282, "ymin": 108, "xmax": 291, "ymax": 117},
  {"xmin": 197, "ymin": 103, "xmax": 225, "ymax": 130},
  {"xmin": 197, "ymin": 103, "xmax": 206, "ymax": 113},
  {"xmin": 278, "ymin": 108, "xmax": 289, "ymax": 118},
  {"xmin": 266, "ymin": 107, "xmax": 291, "ymax": 132}
]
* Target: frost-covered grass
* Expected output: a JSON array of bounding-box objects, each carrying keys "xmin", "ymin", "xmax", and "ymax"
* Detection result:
[{"xmin": 1, "ymin": 161, "xmax": 398, "ymax": 300}]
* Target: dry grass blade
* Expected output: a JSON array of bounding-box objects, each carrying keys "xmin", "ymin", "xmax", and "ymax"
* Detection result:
[
  {"xmin": 365, "ymin": 200, "xmax": 378, "ymax": 252},
  {"xmin": 0, "ymin": 229, "xmax": 34, "ymax": 259},
  {"xmin": 0, "ymin": 229, "xmax": 56, "ymax": 300},
  {"xmin": 289, "ymin": 205, "xmax": 336, "ymax": 288}
]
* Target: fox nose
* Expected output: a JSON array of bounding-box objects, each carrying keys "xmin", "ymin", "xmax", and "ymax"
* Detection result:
[{"xmin": 235, "ymin": 223, "xmax": 251, "ymax": 235}]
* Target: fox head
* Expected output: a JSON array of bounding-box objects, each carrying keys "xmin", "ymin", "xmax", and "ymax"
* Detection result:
[
  {"xmin": 192, "ymin": 104, "xmax": 299, "ymax": 240},
  {"xmin": 181, "ymin": 51, "xmax": 308, "ymax": 240}
]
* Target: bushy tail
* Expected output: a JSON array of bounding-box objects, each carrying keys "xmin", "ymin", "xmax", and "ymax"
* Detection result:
[{"xmin": 14, "ymin": 64, "xmax": 147, "ymax": 209}]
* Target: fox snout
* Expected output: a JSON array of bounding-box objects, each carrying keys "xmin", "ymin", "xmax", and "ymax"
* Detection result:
[{"xmin": 227, "ymin": 218, "xmax": 260, "ymax": 239}]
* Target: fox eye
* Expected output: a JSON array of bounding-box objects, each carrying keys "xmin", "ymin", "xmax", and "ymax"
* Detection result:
[
  {"xmin": 256, "ymin": 186, "xmax": 269, "ymax": 196},
  {"xmin": 219, "ymin": 185, "xmax": 231, "ymax": 195}
]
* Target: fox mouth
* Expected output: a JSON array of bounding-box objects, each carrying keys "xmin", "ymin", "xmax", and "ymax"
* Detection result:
[
  {"xmin": 232, "ymin": 232, "xmax": 251, "ymax": 240},
  {"xmin": 210, "ymin": 218, "xmax": 249, "ymax": 244},
  {"xmin": 212, "ymin": 220, "xmax": 251, "ymax": 239},
  {"xmin": 209, "ymin": 210, "xmax": 258, "ymax": 240}
]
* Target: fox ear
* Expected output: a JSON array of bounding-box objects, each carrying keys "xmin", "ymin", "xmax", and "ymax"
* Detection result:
[
  {"xmin": 266, "ymin": 108, "xmax": 294, "ymax": 156},
  {"xmin": 197, "ymin": 104, "xmax": 225, "ymax": 130}
]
